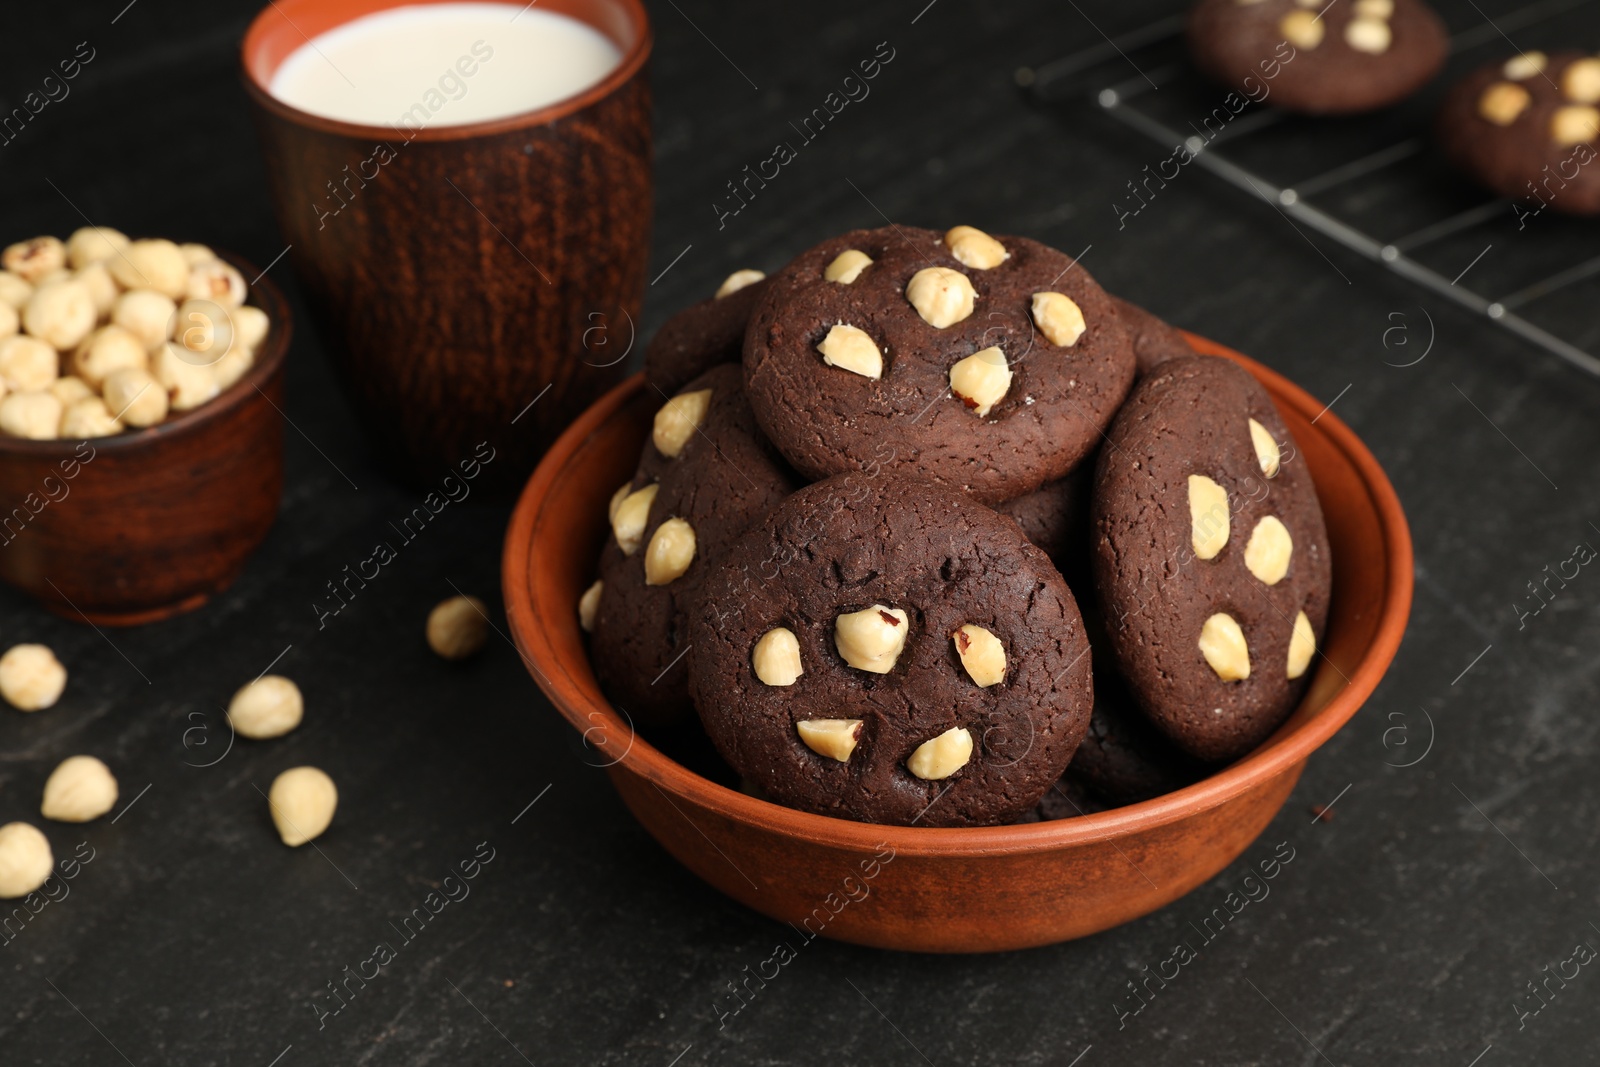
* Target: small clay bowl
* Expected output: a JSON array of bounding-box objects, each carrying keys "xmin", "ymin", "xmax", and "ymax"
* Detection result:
[
  {"xmin": 0, "ymin": 253, "xmax": 291, "ymax": 626},
  {"xmin": 503, "ymin": 335, "xmax": 1412, "ymax": 953}
]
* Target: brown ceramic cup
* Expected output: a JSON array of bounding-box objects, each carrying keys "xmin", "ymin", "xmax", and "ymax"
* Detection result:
[{"xmin": 240, "ymin": 0, "xmax": 652, "ymax": 495}]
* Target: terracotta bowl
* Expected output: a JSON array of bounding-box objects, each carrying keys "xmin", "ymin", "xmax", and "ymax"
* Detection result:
[
  {"xmin": 503, "ymin": 335, "xmax": 1412, "ymax": 953},
  {"xmin": 0, "ymin": 253, "xmax": 290, "ymax": 626}
]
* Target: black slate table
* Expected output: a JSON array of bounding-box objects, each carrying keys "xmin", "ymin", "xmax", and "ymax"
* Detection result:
[{"xmin": 2, "ymin": 1, "xmax": 1597, "ymax": 1064}]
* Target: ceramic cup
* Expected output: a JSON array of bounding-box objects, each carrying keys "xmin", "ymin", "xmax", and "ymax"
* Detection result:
[{"xmin": 241, "ymin": 0, "xmax": 652, "ymax": 494}]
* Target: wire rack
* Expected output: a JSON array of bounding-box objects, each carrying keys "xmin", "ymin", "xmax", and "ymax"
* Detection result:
[{"xmin": 1026, "ymin": 0, "xmax": 1600, "ymax": 377}]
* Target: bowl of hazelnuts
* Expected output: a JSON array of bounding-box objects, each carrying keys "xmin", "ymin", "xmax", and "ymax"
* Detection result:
[{"xmin": 0, "ymin": 228, "xmax": 290, "ymax": 625}]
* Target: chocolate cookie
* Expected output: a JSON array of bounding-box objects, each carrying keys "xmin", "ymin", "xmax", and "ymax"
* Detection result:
[
  {"xmin": 1112, "ymin": 296, "xmax": 1195, "ymax": 376},
  {"xmin": 1189, "ymin": 0, "xmax": 1447, "ymax": 115},
  {"xmin": 994, "ymin": 461, "xmax": 1094, "ymax": 590},
  {"xmin": 589, "ymin": 363, "xmax": 798, "ymax": 727},
  {"xmin": 1438, "ymin": 51, "xmax": 1600, "ymax": 216},
  {"xmin": 1091, "ymin": 356, "xmax": 1331, "ymax": 763},
  {"xmin": 643, "ymin": 270, "xmax": 769, "ymax": 394},
  {"xmin": 744, "ymin": 225, "xmax": 1135, "ymax": 504},
  {"xmin": 1017, "ymin": 773, "xmax": 1104, "ymax": 822},
  {"xmin": 687, "ymin": 474, "xmax": 1094, "ymax": 827},
  {"xmin": 1067, "ymin": 673, "xmax": 1210, "ymax": 806}
]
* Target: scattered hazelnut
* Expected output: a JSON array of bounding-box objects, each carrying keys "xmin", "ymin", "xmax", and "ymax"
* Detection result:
[
  {"xmin": 715, "ymin": 269, "xmax": 765, "ymax": 299},
  {"xmin": 152, "ymin": 342, "xmax": 221, "ymax": 411},
  {"xmin": 834, "ymin": 604, "xmax": 909, "ymax": 674},
  {"xmin": 1279, "ymin": 10, "xmax": 1325, "ymax": 50},
  {"xmin": 824, "ymin": 249, "xmax": 873, "ymax": 283},
  {"xmin": 816, "ymin": 323, "xmax": 883, "ymax": 379},
  {"xmin": 60, "ymin": 396, "xmax": 124, "ymax": 439},
  {"xmin": 0, "ymin": 392, "xmax": 63, "ymax": 440},
  {"xmin": 65, "ymin": 226, "xmax": 130, "ymax": 270},
  {"xmin": 178, "ymin": 242, "xmax": 216, "ymax": 266},
  {"xmin": 1287, "ymin": 610, "xmax": 1316, "ymax": 679},
  {"xmin": 232, "ymin": 304, "xmax": 270, "ymax": 351},
  {"xmin": 48, "ymin": 375, "xmax": 93, "ymax": 407},
  {"xmin": 72, "ymin": 325, "xmax": 148, "ymax": 389},
  {"xmin": 1198, "ymin": 613, "xmax": 1250, "ymax": 682},
  {"xmin": 267, "ymin": 766, "xmax": 337, "ymax": 847},
  {"xmin": 185, "ymin": 259, "xmax": 247, "ymax": 308},
  {"xmin": 944, "ymin": 225, "xmax": 1009, "ymax": 270},
  {"xmin": 1344, "ymin": 17, "xmax": 1391, "ymax": 55},
  {"xmin": 952, "ymin": 624, "xmax": 1007, "ymax": 687},
  {"xmin": 1565, "ymin": 58, "xmax": 1600, "ymax": 104},
  {"xmin": 108, "ymin": 238, "xmax": 189, "ymax": 299},
  {"xmin": 948, "ymin": 346, "xmax": 1012, "ymax": 417},
  {"xmin": 112, "ymin": 289, "xmax": 177, "ymax": 350},
  {"xmin": 0, "ymin": 644, "xmax": 67, "ymax": 710},
  {"xmin": 1244, "ymin": 515, "xmax": 1293, "ymax": 586},
  {"xmin": 23, "ymin": 279, "xmax": 96, "ymax": 350},
  {"xmin": 1248, "ymin": 417, "xmax": 1281, "ymax": 477},
  {"xmin": 228, "ymin": 675, "xmax": 304, "ymax": 739},
  {"xmin": 906, "ymin": 267, "xmax": 977, "ymax": 328},
  {"xmin": 427, "ymin": 595, "xmax": 490, "ymax": 660},
  {"xmin": 578, "ymin": 579, "xmax": 603, "ymax": 633},
  {"xmin": 0, "ymin": 336, "xmax": 59, "ymax": 393},
  {"xmin": 40, "ymin": 756, "xmax": 118, "ymax": 823},
  {"xmin": 76, "ymin": 261, "xmax": 120, "ymax": 317},
  {"xmin": 1188, "ymin": 474, "xmax": 1230, "ymax": 560},
  {"xmin": 611, "ymin": 483, "xmax": 659, "ymax": 555},
  {"xmin": 3, "ymin": 237, "xmax": 66, "ymax": 284},
  {"xmin": 213, "ymin": 346, "xmax": 254, "ymax": 392},
  {"xmin": 1503, "ymin": 51, "xmax": 1547, "ymax": 81},
  {"xmin": 0, "ymin": 823, "xmax": 52, "ymax": 899},
  {"xmin": 1551, "ymin": 105, "xmax": 1600, "ymax": 147},
  {"xmin": 1030, "ymin": 291, "xmax": 1086, "ymax": 347},
  {"xmin": 644, "ymin": 517, "xmax": 697, "ymax": 586},
  {"xmin": 906, "ymin": 726, "xmax": 973, "ymax": 781},
  {"xmin": 1353, "ymin": 0, "xmax": 1392, "ymax": 15},
  {"xmin": 797, "ymin": 719, "xmax": 862, "ymax": 762},
  {"xmin": 752, "ymin": 627, "xmax": 803, "ymax": 686},
  {"xmin": 652, "ymin": 388, "xmax": 712, "ymax": 458},
  {"xmin": 0, "ymin": 272, "xmax": 31, "ymax": 311}
]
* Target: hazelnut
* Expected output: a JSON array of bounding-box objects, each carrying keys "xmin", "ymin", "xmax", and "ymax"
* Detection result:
[
  {"xmin": 1244, "ymin": 515, "xmax": 1293, "ymax": 585},
  {"xmin": 906, "ymin": 267, "xmax": 977, "ymax": 328},
  {"xmin": 824, "ymin": 249, "xmax": 873, "ymax": 283},
  {"xmin": 232, "ymin": 305, "xmax": 270, "ymax": 351},
  {"xmin": 426, "ymin": 595, "xmax": 490, "ymax": 660},
  {"xmin": 37, "ymin": 268, "xmax": 71, "ymax": 287},
  {"xmin": 212, "ymin": 347, "xmax": 254, "ymax": 392},
  {"xmin": 0, "ymin": 392, "xmax": 62, "ymax": 440},
  {"xmin": 952, "ymin": 624, "xmax": 1006, "ymax": 687},
  {"xmin": 1344, "ymin": 17, "xmax": 1391, "ymax": 54},
  {"xmin": 834, "ymin": 604, "xmax": 909, "ymax": 674},
  {"xmin": 608, "ymin": 481, "xmax": 631, "ymax": 522},
  {"xmin": 185, "ymin": 259, "xmax": 247, "ymax": 308},
  {"xmin": 652, "ymin": 387, "xmax": 713, "ymax": 458},
  {"xmin": 73, "ymin": 325, "xmax": 148, "ymax": 389},
  {"xmin": 944, "ymin": 225, "xmax": 1009, "ymax": 269},
  {"xmin": 1279, "ymin": 10, "xmax": 1325, "ymax": 50},
  {"xmin": 77, "ymin": 262, "xmax": 120, "ymax": 317},
  {"xmin": 611, "ymin": 483, "xmax": 659, "ymax": 555},
  {"xmin": 3, "ymin": 237, "xmax": 66, "ymax": 284},
  {"xmin": 1188, "ymin": 474, "xmax": 1230, "ymax": 560},
  {"xmin": 906, "ymin": 726, "xmax": 973, "ymax": 781},
  {"xmin": 1198, "ymin": 613, "xmax": 1250, "ymax": 682},
  {"xmin": 65, "ymin": 226, "xmax": 130, "ymax": 269},
  {"xmin": 1551, "ymin": 105, "xmax": 1600, "ymax": 147},
  {"xmin": 23, "ymin": 279, "xmax": 96, "ymax": 350},
  {"xmin": 179, "ymin": 242, "xmax": 216, "ymax": 266},
  {"xmin": 1030, "ymin": 291, "xmax": 1087, "ymax": 347},
  {"xmin": 752, "ymin": 627, "xmax": 803, "ymax": 686},
  {"xmin": 40, "ymin": 756, "xmax": 118, "ymax": 823},
  {"xmin": 108, "ymin": 238, "xmax": 189, "ymax": 299},
  {"xmin": 172, "ymin": 298, "xmax": 237, "ymax": 365},
  {"xmin": 644, "ymin": 517, "xmax": 697, "ymax": 585},
  {"xmin": 816, "ymin": 323, "xmax": 883, "ymax": 379},
  {"xmin": 1248, "ymin": 417, "xmax": 1281, "ymax": 478},
  {"xmin": 152, "ymin": 342, "xmax": 221, "ymax": 411},
  {"xmin": 48, "ymin": 375, "xmax": 93, "ymax": 407},
  {"xmin": 0, "ymin": 823, "xmax": 52, "ymax": 899},
  {"xmin": 948, "ymin": 346, "xmax": 1012, "ymax": 417},
  {"xmin": 1565, "ymin": 58, "xmax": 1600, "ymax": 104},
  {"xmin": 0, "ymin": 272, "xmax": 30, "ymax": 311},
  {"xmin": 60, "ymin": 396, "xmax": 124, "ymax": 439},
  {"xmin": 112, "ymin": 289, "xmax": 177, "ymax": 350},
  {"xmin": 1353, "ymin": 0, "xmax": 1392, "ymax": 15},
  {"xmin": 0, "ymin": 301, "xmax": 17, "ymax": 341},
  {"xmin": 0, "ymin": 644, "xmax": 66, "ymax": 710},
  {"xmin": 267, "ymin": 766, "xmax": 337, "ymax": 847},
  {"xmin": 228, "ymin": 675, "xmax": 303, "ymax": 739},
  {"xmin": 797, "ymin": 719, "xmax": 862, "ymax": 762},
  {"xmin": 578, "ymin": 579, "xmax": 603, "ymax": 633},
  {"xmin": 715, "ymin": 269, "xmax": 765, "ymax": 299},
  {"xmin": 1503, "ymin": 51, "xmax": 1547, "ymax": 81},
  {"xmin": 0, "ymin": 336, "xmax": 59, "ymax": 393},
  {"xmin": 1287, "ymin": 610, "xmax": 1316, "ymax": 679}
]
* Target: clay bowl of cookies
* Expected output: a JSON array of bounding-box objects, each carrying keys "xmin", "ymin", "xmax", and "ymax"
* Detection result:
[
  {"xmin": 505, "ymin": 224, "xmax": 1412, "ymax": 953},
  {"xmin": 0, "ymin": 230, "xmax": 289, "ymax": 626}
]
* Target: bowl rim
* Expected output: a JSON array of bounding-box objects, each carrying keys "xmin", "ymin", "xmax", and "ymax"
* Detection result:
[
  {"xmin": 0, "ymin": 250, "xmax": 293, "ymax": 457},
  {"xmin": 504, "ymin": 338, "xmax": 1414, "ymax": 857}
]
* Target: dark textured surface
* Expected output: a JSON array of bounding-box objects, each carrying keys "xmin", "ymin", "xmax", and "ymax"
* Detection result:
[{"xmin": 0, "ymin": 0, "xmax": 1598, "ymax": 1062}]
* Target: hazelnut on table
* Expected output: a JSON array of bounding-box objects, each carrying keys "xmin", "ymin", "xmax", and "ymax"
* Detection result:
[
  {"xmin": 0, "ymin": 823, "xmax": 52, "ymax": 898},
  {"xmin": 267, "ymin": 766, "xmax": 338, "ymax": 847},
  {"xmin": 0, "ymin": 644, "xmax": 67, "ymax": 711},
  {"xmin": 41, "ymin": 755, "xmax": 118, "ymax": 823},
  {"xmin": 228, "ymin": 675, "xmax": 303, "ymax": 740},
  {"xmin": 426, "ymin": 596, "xmax": 490, "ymax": 660}
]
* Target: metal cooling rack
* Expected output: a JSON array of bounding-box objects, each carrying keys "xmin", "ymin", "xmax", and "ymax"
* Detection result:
[{"xmin": 1026, "ymin": 0, "xmax": 1600, "ymax": 377}]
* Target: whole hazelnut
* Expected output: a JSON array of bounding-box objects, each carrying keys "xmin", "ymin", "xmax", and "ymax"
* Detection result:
[
  {"xmin": 108, "ymin": 238, "xmax": 189, "ymax": 299},
  {"xmin": 152, "ymin": 343, "xmax": 221, "ymax": 411},
  {"xmin": 65, "ymin": 226, "xmax": 130, "ymax": 270},
  {"xmin": 0, "ymin": 644, "xmax": 67, "ymax": 710},
  {"xmin": 76, "ymin": 262, "xmax": 120, "ymax": 317},
  {"xmin": 577, "ymin": 579, "xmax": 603, "ymax": 633},
  {"xmin": 267, "ymin": 766, "xmax": 338, "ymax": 847},
  {"xmin": 23, "ymin": 279, "xmax": 97, "ymax": 351},
  {"xmin": 72, "ymin": 325, "xmax": 148, "ymax": 390},
  {"xmin": 102, "ymin": 367, "xmax": 168, "ymax": 428},
  {"xmin": 40, "ymin": 755, "xmax": 118, "ymax": 823},
  {"xmin": 0, "ymin": 823, "xmax": 53, "ymax": 899},
  {"xmin": 3, "ymin": 237, "xmax": 66, "ymax": 284},
  {"xmin": 171, "ymin": 298, "xmax": 236, "ymax": 365},
  {"xmin": 0, "ymin": 301, "xmax": 16, "ymax": 340},
  {"xmin": 834, "ymin": 605, "xmax": 910, "ymax": 674},
  {"xmin": 231, "ymin": 305, "xmax": 270, "ymax": 351},
  {"xmin": 0, "ymin": 392, "xmax": 63, "ymax": 440},
  {"xmin": 426, "ymin": 595, "xmax": 490, "ymax": 660},
  {"xmin": 178, "ymin": 242, "xmax": 216, "ymax": 266},
  {"xmin": 715, "ymin": 269, "xmax": 765, "ymax": 299},
  {"xmin": 905, "ymin": 267, "xmax": 977, "ymax": 328},
  {"xmin": 0, "ymin": 271, "xmax": 34, "ymax": 310},
  {"xmin": 185, "ymin": 259, "xmax": 248, "ymax": 308},
  {"xmin": 228, "ymin": 675, "xmax": 304, "ymax": 740},
  {"xmin": 211, "ymin": 347, "xmax": 254, "ymax": 392},
  {"xmin": 59, "ymin": 396, "xmax": 124, "ymax": 439},
  {"xmin": 0, "ymin": 336, "xmax": 59, "ymax": 393},
  {"xmin": 611, "ymin": 483, "xmax": 659, "ymax": 556},
  {"xmin": 47, "ymin": 375, "xmax": 93, "ymax": 407},
  {"xmin": 112, "ymin": 289, "xmax": 178, "ymax": 350}
]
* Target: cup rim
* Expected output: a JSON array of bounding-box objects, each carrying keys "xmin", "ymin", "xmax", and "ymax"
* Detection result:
[
  {"xmin": 239, "ymin": 0, "xmax": 653, "ymax": 143},
  {"xmin": 503, "ymin": 339, "xmax": 1414, "ymax": 858},
  {"xmin": 0, "ymin": 250, "xmax": 292, "ymax": 457}
]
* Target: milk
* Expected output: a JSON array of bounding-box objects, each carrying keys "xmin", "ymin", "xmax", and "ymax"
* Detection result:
[{"xmin": 268, "ymin": 3, "xmax": 622, "ymax": 129}]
